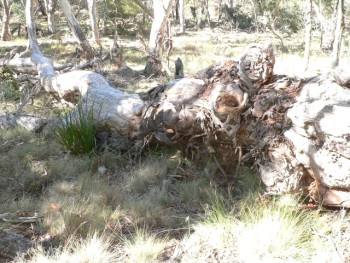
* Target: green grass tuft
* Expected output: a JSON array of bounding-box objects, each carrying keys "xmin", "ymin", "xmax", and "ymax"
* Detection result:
[{"xmin": 54, "ymin": 101, "xmax": 96, "ymax": 155}]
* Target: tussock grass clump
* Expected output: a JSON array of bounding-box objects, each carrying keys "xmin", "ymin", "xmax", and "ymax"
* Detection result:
[
  {"xmin": 54, "ymin": 102, "xmax": 96, "ymax": 155},
  {"xmin": 17, "ymin": 234, "xmax": 118, "ymax": 263},
  {"xmin": 42, "ymin": 173, "xmax": 123, "ymax": 238},
  {"xmin": 124, "ymin": 228, "xmax": 168, "ymax": 263},
  {"xmin": 180, "ymin": 195, "xmax": 317, "ymax": 262}
]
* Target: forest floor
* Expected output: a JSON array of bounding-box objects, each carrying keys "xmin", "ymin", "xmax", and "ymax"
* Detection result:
[{"xmin": 1, "ymin": 23, "xmax": 350, "ymax": 262}]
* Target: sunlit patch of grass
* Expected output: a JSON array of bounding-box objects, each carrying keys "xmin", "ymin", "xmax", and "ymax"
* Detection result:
[
  {"xmin": 236, "ymin": 200, "xmax": 316, "ymax": 262},
  {"xmin": 42, "ymin": 173, "xmax": 123, "ymax": 238},
  {"xmin": 124, "ymin": 228, "xmax": 167, "ymax": 263},
  {"xmin": 17, "ymin": 234, "xmax": 118, "ymax": 263},
  {"xmin": 180, "ymin": 195, "xmax": 319, "ymax": 262}
]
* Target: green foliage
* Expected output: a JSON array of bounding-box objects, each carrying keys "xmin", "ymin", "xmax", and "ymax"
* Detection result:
[
  {"xmin": 275, "ymin": 6, "xmax": 303, "ymax": 34},
  {"xmin": 225, "ymin": 5, "xmax": 255, "ymax": 31},
  {"xmin": 0, "ymin": 67, "xmax": 21, "ymax": 101},
  {"xmin": 54, "ymin": 102, "xmax": 97, "ymax": 155}
]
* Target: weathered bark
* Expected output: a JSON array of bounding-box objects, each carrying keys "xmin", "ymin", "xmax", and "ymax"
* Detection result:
[
  {"xmin": 144, "ymin": 0, "xmax": 174, "ymax": 77},
  {"xmin": 87, "ymin": 0, "xmax": 100, "ymax": 46},
  {"xmin": 303, "ymin": 0, "xmax": 312, "ymax": 71},
  {"xmin": 58, "ymin": 0, "xmax": 94, "ymax": 59},
  {"xmin": 8, "ymin": 3, "xmax": 350, "ymax": 208},
  {"xmin": 43, "ymin": 0, "xmax": 56, "ymax": 34},
  {"xmin": 1, "ymin": 0, "xmax": 11, "ymax": 41},
  {"xmin": 330, "ymin": 0, "xmax": 344, "ymax": 68}
]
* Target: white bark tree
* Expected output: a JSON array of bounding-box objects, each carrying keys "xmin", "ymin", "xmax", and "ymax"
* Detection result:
[
  {"xmin": 303, "ymin": 0, "xmax": 312, "ymax": 71},
  {"xmin": 43, "ymin": 0, "xmax": 57, "ymax": 34},
  {"xmin": 144, "ymin": 0, "xmax": 174, "ymax": 76},
  {"xmin": 179, "ymin": 0, "xmax": 185, "ymax": 34},
  {"xmin": 59, "ymin": 0, "xmax": 94, "ymax": 59},
  {"xmin": 87, "ymin": 0, "xmax": 100, "ymax": 46},
  {"xmin": 197, "ymin": 0, "xmax": 210, "ymax": 29},
  {"xmin": 1, "ymin": 0, "xmax": 11, "ymax": 41},
  {"xmin": 330, "ymin": 0, "xmax": 344, "ymax": 68}
]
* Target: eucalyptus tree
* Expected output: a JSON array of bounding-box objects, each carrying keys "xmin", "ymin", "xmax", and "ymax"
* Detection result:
[
  {"xmin": 59, "ymin": 0, "xmax": 94, "ymax": 59},
  {"xmin": 144, "ymin": 0, "xmax": 174, "ymax": 76},
  {"xmin": 43, "ymin": 0, "xmax": 57, "ymax": 34},
  {"xmin": 1, "ymin": 0, "xmax": 11, "ymax": 41},
  {"xmin": 330, "ymin": 0, "xmax": 344, "ymax": 68},
  {"xmin": 303, "ymin": 0, "xmax": 312, "ymax": 70},
  {"xmin": 87, "ymin": 0, "xmax": 100, "ymax": 46}
]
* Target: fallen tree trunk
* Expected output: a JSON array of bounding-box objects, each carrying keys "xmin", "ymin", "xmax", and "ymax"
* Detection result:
[{"xmin": 2, "ymin": 0, "xmax": 350, "ymax": 207}]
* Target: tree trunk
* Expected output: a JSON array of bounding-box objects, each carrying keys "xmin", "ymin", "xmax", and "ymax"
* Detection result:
[
  {"xmin": 1, "ymin": 0, "xmax": 11, "ymax": 41},
  {"xmin": 330, "ymin": 0, "xmax": 344, "ymax": 68},
  {"xmin": 303, "ymin": 0, "xmax": 312, "ymax": 71},
  {"xmin": 87, "ymin": 0, "xmax": 100, "ymax": 46},
  {"xmin": 7, "ymin": 6, "xmax": 350, "ymax": 208},
  {"xmin": 179, "ymin": 0, "xmax": 185, "ymax": 34},
  {"xmin": 58, "ymin": 0, "xmax": 94, "ymax": 59},
  {"xmin": 144, "ymin": 0, "xmax": 174, "ymax": 77},
  {"xmin": 318, "ymin": 1, "xmax": 337, "ymax": 51},
  {"xmin": 197, "ymin": 0, "xmax": 210, "ymax": 29},
  {"xmin": 43, "ymin": 0, "xmax": 56, "ymax": 34}
]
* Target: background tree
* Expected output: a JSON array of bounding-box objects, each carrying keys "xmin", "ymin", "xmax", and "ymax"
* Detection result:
[
  {"xmin": 330, "ymin": 0, "xmax": 344, "ymax": 68},
  {"xmin": 303, "ymin": 0, "xmax": 312, "ymax": 70},
  {"xmin": 144, "ymin": 0, "xmax": 174, "ymax": 76},
  {"xmin": 59, "ymin": 0, "xmax": 94, "ymax": 59},
  {"xmin": 87, "ymin": 0, "xmax": 100, "ymax": 46},
  {"xmin": 179, "ymin": 0, "xmax": 185, "ymax": 33},
  {"xmin": 43, "ymin": 0, "xmax": 56, "ymax": 34},
  {"xmin": 1, "ymin": 0, "xmax": 11, "ymax": 41},
  {"xmin": 197, "ymin": 0, "xmax": 210, "ymax": 29}
]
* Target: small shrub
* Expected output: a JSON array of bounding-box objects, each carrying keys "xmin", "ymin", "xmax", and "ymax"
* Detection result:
[
  {"xmin": 0, "ymin": 67, "xmax": 21, "ymax": 101},
  {"xmin": 54, "ymin": 102, "xmax": 97, "ymax": 155}
]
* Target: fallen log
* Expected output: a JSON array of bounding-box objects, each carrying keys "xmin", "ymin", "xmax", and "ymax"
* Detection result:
[{"xmin": 1, "ymin": 0, "xmax": 350, "ymax": 208}]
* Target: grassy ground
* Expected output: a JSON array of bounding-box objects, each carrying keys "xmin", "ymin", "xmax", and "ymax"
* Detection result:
[{"xmin": 1, "ymin": 17, "xmax": 350, "ymax": 262}]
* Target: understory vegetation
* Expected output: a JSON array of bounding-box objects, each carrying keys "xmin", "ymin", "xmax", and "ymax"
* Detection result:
[
  {"xmin": 1, "ymin": 0, "xmax": 350, "ymax": 262},
  {"xmin": 1, "ymin": 126, "xmax": 350, "ymax": 262}
]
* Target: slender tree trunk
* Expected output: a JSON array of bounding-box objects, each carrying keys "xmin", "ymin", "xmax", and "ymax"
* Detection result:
[
  {"xmin": 204, "ymin": 0, "xmax": 210, "ymax": 28},
  {"xmin": 43, "ymin": 0, "xmax": 56, "ymax": 34},
  {"xmin": 197, "ymin": 0, "xmax": 210, "ymax": 29},
  {"xmin": 1, "ymin": 0, "xmax": 11, "ymax": 41},
  {"xmin": 303, "ymin": 0, "xmax": 312, "ymax": 71},
  {"xmin": 179, "ymin": 0, "xmax": 185, "ymax": 33},
  {"xmin": 58, "ymin": 0, "xmax": 94, "ymax": 59},
  {"xmin": 331, "ymin": 0, "xmax": 344, "ymax": 68},
  {"xmin": 87, "ymin": 0, "xmax": 100, "ymax": 46},
  {"xmin": 197, "ymin": 0, "xmax": 203, "ymax": 28},
  {"xmin": 144, "ymin": 0, "xmax": 174, "ymax": 76}
]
